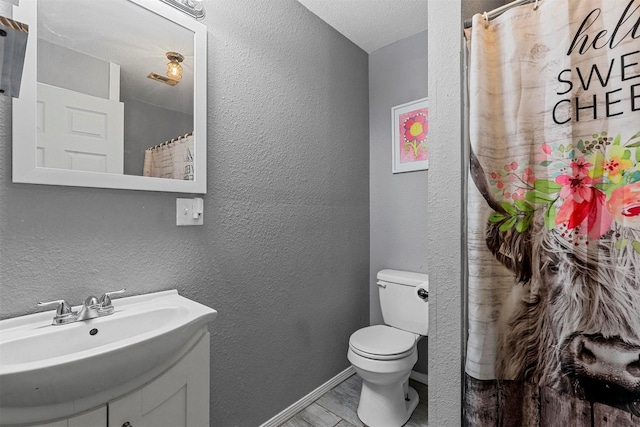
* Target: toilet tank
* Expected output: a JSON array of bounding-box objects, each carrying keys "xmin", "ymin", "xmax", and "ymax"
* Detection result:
[{"xmin": 378, "ymin": 269, "xmax": 429, "ymax": 336}]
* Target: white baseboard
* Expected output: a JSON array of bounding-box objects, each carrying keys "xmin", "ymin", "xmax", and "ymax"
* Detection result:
[
  {"xmin": 259, "ymin": 366, "xmax": 356, "ymax": 427},
  {"xmin": 410, "ymin": 370, "xmax": 428, "ymax": 385}
]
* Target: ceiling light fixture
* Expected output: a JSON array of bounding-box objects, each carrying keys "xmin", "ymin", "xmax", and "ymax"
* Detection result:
[
  {"xmin": 165, "ymin": 52, "xmax": 184, "ymax": 81},
  {"xmin": 147, "ymin": 51, "xmax": 184, "ymax": 86},
  {"xmin": 159, "ymin": 0, "xmax": 205, "ymax": 20}
]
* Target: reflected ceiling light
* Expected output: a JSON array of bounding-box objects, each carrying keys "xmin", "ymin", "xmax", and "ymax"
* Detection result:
[
  {"xmin": 147, "ymin": 51, "xmax": 184, "ymax": 86},
  {"xmin": 166, "ymin": 52, "xmax": 184, "ymax": 81},
  {"xmin": 159, "ymin": 0, "xmax": 205, "ymax": 20}
]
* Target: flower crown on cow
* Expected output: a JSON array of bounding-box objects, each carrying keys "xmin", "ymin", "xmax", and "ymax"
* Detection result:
[{"xmin": 488, "ymin": 130, "xmax": 640, "ymax": 251}]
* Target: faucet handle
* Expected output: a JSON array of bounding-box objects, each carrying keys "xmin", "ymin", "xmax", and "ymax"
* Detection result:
[
  {"xmin": 37, "ymin": 299, "xmax": 73, "ymax": 314},
  {"xmin": 37, "ymin": 300, "xmax": 78, "ymax": 325},
  {"xmin": 98, "ymin": 289, "xmax": 126, "ymax": 315}
]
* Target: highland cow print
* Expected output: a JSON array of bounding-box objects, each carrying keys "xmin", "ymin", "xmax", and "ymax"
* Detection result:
[{"xmin": 471, "ymin": 146, "xmax": 640, "ymax": 416}]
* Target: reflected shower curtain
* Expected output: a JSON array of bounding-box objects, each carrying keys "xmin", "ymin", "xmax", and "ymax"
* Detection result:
[
  {"xmin": 143, "ymin": 134, "xmax": 194, "ymax": 180},
  {"xmin": 464, "ymin": 1, "xmax": 640, "ymax": 425}
]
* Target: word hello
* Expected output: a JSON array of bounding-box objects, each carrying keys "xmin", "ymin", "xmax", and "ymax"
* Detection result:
[{"xmin": 552, "ymin": 0, "xmax": 640, "ymax": 125}]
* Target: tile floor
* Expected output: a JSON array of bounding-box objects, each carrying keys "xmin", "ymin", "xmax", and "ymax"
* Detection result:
[{"xmin": 278, "ymin": 374, "xmax": 428, "ymax": 427}]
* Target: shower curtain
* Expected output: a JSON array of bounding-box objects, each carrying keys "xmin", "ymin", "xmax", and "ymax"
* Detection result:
[
  {"xmin": 143, "ymin": 133, "xmax": 194, "ymax": 180},
  {"xmin": 464, "ymin": 0, "xmax": 640, "ymax": 425}
]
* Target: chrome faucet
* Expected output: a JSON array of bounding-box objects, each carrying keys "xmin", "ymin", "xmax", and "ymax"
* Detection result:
[
  {"xmin": 37, "ymin": 289, "xmax": 126, "ymax": 325},
  {"xmin": 76, "ymin": 296, "xmax": 101, "ymax": 321}
]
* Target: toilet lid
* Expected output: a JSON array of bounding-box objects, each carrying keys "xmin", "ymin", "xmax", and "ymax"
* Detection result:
[{"xmin": 349, "ymin": 325, "xmax": 417, "ymax": 360}]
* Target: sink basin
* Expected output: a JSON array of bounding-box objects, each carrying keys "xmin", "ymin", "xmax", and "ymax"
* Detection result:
[{"xmin": 0, "ymin": 290, "xmax": 216, "ymax": 421}]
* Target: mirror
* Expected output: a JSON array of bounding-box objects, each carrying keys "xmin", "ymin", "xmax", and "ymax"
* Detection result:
[{"xmin": 12, "ymin": 0, "xmax": 207, "ymax": 193}]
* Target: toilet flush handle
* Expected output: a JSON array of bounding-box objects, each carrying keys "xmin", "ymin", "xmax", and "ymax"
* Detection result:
[{"xmin": 417, "ymin": 288, "xmax": 428, "ymax": 301}]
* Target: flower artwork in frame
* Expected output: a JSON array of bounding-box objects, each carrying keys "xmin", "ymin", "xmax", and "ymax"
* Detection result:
[{"xmin": 392, "ymin": 97, "xmax": 429, "ymax": 173}]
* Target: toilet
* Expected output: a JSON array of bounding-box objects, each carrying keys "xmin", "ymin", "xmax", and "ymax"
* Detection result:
[{"xmin": 348, "ymin": 269, "xmax": 429, "ymax": 427}]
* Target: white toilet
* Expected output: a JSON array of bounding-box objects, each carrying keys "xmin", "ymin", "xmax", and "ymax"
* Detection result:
[{"xmin": 348, "ymin": 269, "xmax": 429, "ymax": 427}]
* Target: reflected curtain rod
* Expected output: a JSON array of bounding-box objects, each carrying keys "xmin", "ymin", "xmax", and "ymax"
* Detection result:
[
  {"xmin": 147, "ymin": 132, "xmax": 193, "ymax": 151},
  {"xmin": 463, "ymin": 0, "xmax": 538, "ymax": 29}
]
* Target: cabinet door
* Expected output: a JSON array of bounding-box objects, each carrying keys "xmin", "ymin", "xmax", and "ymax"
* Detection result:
[
  {"xmin": 27, "ymin": 406, "xmax": 106, "ymax": 427},
  {"xmin": 108, "ymin": 332, "xmax": 209, "ymax": 427}
]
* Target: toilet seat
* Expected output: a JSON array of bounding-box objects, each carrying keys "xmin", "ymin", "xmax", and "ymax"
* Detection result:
[{"xmin": 349, "ymin": 325, "xmax": 417, "ymax": 361}]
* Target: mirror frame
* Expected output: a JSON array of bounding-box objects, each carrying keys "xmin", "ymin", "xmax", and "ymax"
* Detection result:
[{"xmin": 12, "ymin": 0, "xmax": 207, "ymax": 193}]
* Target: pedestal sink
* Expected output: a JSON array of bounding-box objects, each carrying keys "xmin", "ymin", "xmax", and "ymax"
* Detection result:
[{"xmin": 0, "ymin": 290, "xmax": 216, "ymax": 424}]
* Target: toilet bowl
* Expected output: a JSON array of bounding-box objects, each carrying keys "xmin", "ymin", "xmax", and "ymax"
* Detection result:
[
  {"xmin": 348, "ymin": 325, "xmax": 420, "ymax": 427},
  {"xmin": 348, "ymin": 269, "xmax": 428, "ymax": 427}
]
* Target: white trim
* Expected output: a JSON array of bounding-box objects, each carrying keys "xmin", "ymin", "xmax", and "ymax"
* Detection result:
[
  {"xmin": 410, "ymin": 370, "xmax": 428, "ymax": 385},
  {"xmin": 108, "ymin": 62, "xmax": 120, "ymax": 101},
  {"xmin": 259, "ymin": 366, "xmax": 356, "ymax": 427}
]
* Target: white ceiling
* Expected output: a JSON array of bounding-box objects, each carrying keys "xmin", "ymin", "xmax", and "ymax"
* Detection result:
[{"xmin": 296, "ymin": 0, "xmax": 428, "ymax": 53}]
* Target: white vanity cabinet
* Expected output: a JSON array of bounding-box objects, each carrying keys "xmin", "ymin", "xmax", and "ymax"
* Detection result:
[
  {"xmin": 31, "ymin": 407, "xmax": 106, "ymax": 427},
  {"xmin": 24, "ymin": 332, "xmax": 210, "ymax": 427},
  {"xmin": 108, "ymin": 331, "xmax": 210, "ymax": 427}
]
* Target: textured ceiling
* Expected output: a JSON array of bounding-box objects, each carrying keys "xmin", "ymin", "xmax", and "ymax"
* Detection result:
[{"xmin": 296, "ymin": 0, "xmax": 428, "ymax": 53}]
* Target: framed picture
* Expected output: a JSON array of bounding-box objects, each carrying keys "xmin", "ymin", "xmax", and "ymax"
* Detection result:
[{"xmin": 392, "ymin": 97, "xmax": 429, "ymax": 173}]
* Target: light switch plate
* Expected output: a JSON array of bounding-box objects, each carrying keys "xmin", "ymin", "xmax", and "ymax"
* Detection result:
[{"xmin": 176, "ymin": 198, "xmax": 203, "ymax": 226}]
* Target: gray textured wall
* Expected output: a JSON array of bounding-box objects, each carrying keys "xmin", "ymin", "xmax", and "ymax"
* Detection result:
[
  {"xmin": 427, "ymin": 2, "xmax": 463, "ymax": 424},
  {"xmin": 369, "ymin": 30, "xmax": 429, "ymax": 375},
  {"xmin": 0, "ymin": 0, "xmax": 369, "ymax": 425}
]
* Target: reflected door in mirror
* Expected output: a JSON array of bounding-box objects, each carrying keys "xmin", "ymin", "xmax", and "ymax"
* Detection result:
[{"xmin": 37, "ymin": 83, "xmax": 124, "ymax": 173}]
